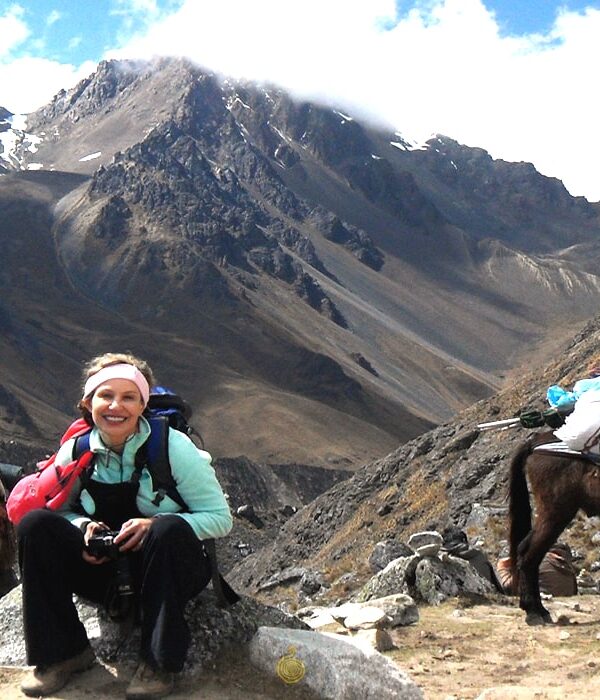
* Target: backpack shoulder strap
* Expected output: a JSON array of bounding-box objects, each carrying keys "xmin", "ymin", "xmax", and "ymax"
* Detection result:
[
  {"xmin": 143, "ymin": 416, "xmax": 188, "ymax": 511},
  {"xmin": 72, "ymin": 431, "xmax": 92, "ymax": 461},
  {"xmin": 203, "ymin": 538, "xmax": 240, "ymax": 607},
  {"xmin": 71, "ymin": 430, "xmax": 95, "ymax": 490},
  {"xmin": 143, "ymin": 418, "xmax": 239, "ymax": 607}
]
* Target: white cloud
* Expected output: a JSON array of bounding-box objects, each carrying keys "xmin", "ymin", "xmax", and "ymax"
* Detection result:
[
  {"xmin": 46, "ymin": 9, "xmax": 61, "ymax": 26},
  {"xmin": 105, "ymin": 0, "xmax": 599, "ymax": 201},
  {"xmin": 111, "ymin": 0, "xmax": 160, "ymax": 15},
  {"xmin": 0, "ymin": 4, "xmax": 30, "ymax": 58},
  {"xmin": 0, "ymin": 56, "xmax": 96, "ymax": 113},
  {"xmin": 0, "ymin": 0, "xmax": 598, "ymax": 201}
]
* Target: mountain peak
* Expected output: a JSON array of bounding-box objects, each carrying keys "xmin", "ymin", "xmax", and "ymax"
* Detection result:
[{"xmin": 2, "ymin": 56, "xmax": 600, "ymax": 465}]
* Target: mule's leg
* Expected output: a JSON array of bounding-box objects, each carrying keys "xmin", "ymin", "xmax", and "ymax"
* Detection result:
[{"xmin": 518, "ymin": 511, "xmax": 574, "ymax": 626}]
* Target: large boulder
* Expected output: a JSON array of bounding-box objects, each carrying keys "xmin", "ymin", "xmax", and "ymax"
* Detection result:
[
  {"xmin": 0, "ymin": 584, "xmax": 307, "ymax": 675},
  {"xmin": 368, "ymin": 539, "xmax": 414, "ymax": 573},
  {"xmin": 248, "ymin": 626, "xmax": 423, "ymax": 699},
  {"xmin": 357, "ymin": 553, "xmax": 496, "ymax": 604}
]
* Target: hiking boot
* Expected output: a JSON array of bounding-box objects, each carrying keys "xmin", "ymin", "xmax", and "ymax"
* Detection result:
[
  {"xmin": 126, "ymin": 661, "xmax": 175, "ymax": 700},
  {"xmin": 20, "ymin": 645, "xmax": 96, "ymax": 697}
]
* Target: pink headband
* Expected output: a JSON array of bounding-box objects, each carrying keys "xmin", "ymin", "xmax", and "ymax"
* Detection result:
[{"xmin": 83, "ymin": 363, "xmax": 150, "ymax": 406}]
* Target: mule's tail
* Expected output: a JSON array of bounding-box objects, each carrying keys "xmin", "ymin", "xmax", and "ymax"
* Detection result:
[{"xmin": 508, "ymin": 439, "xmax": 534, "ymax": 584}]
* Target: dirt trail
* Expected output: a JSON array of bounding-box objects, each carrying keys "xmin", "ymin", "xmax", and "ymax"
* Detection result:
[
  {"xmin": 2, "ymin": 595, "xmax": 600, "ymax": 699},
  {"xmin": 389, "ymin": 594, "xmax": 600, "ymax": 699}
]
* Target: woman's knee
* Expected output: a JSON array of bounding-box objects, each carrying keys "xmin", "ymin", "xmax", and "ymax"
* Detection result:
[
  {"xmin": 147, "ymin": 514, "xmax": 194, "ymax": 543},
  {"xmin": 17, "ymin": 509, "xmax": 66, "ymax": 540}
]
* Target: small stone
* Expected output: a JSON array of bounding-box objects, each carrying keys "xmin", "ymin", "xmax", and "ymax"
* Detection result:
[
  {"xmin": 353, "ymin": 628, "xmax": 396, "ymax": 652},
  {"xmin": 416, "ymin": 543, "xmax": 442, "ymax": 557},
  {"xmin": 304, "ymin": 612, "xmax": 337, "ymax": 629},
  {"xmin": 329, "ymin": 602, "xmax": 362, "ymax": 621},
  {"xmin": 344, "ymin": 606, "xmax": 390, "ymax": 630},
  {"xmin": 559, "ymin": 631, "xmax": 571, "ymax": 640},
  {"xmin": 407, "ymin": 531, "xmax": 443, "ymax": 552}
]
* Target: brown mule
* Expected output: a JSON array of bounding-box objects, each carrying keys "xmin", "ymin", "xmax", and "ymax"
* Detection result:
[{"xmin": 508, "ymin": 430, "xmax": 600, "ymax": 625}]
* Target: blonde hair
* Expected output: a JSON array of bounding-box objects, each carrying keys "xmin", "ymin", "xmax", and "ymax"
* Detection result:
[{"xmin": 78, "ymin": 352, "xmax": 156, "ymax": 421}]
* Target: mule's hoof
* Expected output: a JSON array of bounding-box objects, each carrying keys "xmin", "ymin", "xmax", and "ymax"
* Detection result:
[{"xmin": 525, "ymin": 612, "xmax": 551, "ymax": 626}]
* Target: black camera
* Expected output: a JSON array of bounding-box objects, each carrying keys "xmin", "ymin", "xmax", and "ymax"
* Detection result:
[
  {"xmin": 87, "ymin": 530, "xmax": 135, "ymax": 618},
  {"xmin": 87, "ymin": 530, "xmax": 121, "ymax": 559}
]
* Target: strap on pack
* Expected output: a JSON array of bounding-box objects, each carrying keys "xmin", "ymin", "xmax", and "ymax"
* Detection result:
[{"xmin": 204, "ymin": 538, "xmax": 240, "ymax": 607}]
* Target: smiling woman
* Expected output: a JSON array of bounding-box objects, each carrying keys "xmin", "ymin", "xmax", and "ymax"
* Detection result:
[
  {"xmin": 79, "ymin": 357, "xmax": 152, "ymax": 451},
  {"xmin": 15, "ymin": 351, "xmax": 233, "ymax": 700}
]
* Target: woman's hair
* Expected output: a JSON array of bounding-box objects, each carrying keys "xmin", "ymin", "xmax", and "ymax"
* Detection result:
[{"xmin": 77, "ymin": 352, "xmax": 156, "ymax": 423}]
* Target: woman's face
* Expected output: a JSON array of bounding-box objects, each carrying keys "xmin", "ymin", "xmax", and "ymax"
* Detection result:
[{"xmin": 84, "ymin": 378, "xmax": 145, "ymax": 447}]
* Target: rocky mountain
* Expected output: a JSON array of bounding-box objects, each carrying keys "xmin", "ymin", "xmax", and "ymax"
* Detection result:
[
  {"xmin": 1, "ymin": 56, "xmax": 600, "ymax": 469},
  {"xmin": 228, "ymin": 314, "xmax": 600, "ymax": 600}
]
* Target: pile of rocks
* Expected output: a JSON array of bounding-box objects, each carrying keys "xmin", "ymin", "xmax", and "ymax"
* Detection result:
[
  {"xmin": 359, "ymin": 530, "xmax": 498, "ymax": 604},
  {"xmin": 296, "ymin": 592, "xmax": 418, "ymax": 652}
]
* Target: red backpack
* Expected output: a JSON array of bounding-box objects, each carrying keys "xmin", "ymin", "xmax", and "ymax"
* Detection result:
[{"xmin": 6, "ymin": 418, "xmax": 94, "ymax": 525}]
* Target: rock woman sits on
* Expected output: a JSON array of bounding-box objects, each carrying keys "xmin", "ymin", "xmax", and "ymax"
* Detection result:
[{"xmin": 17, "ymin": 352, "xmax": 233, "ymax": 699}]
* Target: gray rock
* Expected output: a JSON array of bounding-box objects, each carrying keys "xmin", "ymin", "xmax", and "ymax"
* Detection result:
[
  {"xmin": 343, "ymin": 606, "xmax": 390, "ymax": 630},
  {"xmin": 236, "ymin": 504, "xmax": 265, "ymax": 529},
  {"xmin": 259, "ymin": 566, "xmax": 308, "ymax": 591},
  {"xmin": 577, "ymin": 569, "xmax": 599, "ymax": 594},
  {"xmin": 413, "ymin": 556, "xmax": 495, "ymax": 604},
  {"xmin": 0, "ymin": 586, "xmax": 27, "ymax": 665},
  {"xmin": 248, "ymin": 626, "xmax": 423, "ymax": 699},
  {"xmin": 366, "ymin": 593, "xmax": 419, "ymax": 627},
  {"xmin": 368, "ymin": 540, "xmax": 414, "ymax": 573},
  {"xmin": 300, "ymin": 570, "xmax": 326, "ymax": 595},
  {"xmin": 0, "ymin": 584, "xmax": 308, "ymax": 675},
  {"xmin": 357, "ymin": 552, "xmax": 494, "ymax": 604},
  {"xmin": 465, "ymin": 502, "xmax": 508, "ymax": 530},
  {"xmin": 357, "ymin": 555, "xmax": 420, "ymax": 602},
  {"xmin": 352, "ymin": 628, "xmax": 396, "ymax": 652},
  {"xmin": 407, "ymin": 531, "xmax": 443, "ymax": 558}
]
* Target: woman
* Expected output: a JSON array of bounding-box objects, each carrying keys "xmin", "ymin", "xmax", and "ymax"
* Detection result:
[{"xmin": 17, "ymin": 353, "xmax": 232, "ymax": 699}]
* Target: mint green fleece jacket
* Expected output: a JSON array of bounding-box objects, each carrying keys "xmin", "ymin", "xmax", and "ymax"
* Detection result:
[{"xmin": 56, "ymin": 416, "xmax": 232, "ymax": 540}]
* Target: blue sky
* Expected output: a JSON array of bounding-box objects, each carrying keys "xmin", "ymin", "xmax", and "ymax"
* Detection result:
[
  {"xmin": 5, "ymin": 1, "xmax": 599, "ymax": 66},
  {"xmin": 484, "ymin": 0, "xmax": 598, "ymax": 34},
  {"xmin": 1, "ymin": 1, "xmax": 600, "ymax": 200}
]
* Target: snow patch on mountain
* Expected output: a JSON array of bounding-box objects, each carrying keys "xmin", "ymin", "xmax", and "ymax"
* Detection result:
[
  {"xmin": 334, "ymin": 110, "xmax": 354, "ymax": 123},
  {"xmin": 390, "ymin": 131, "xmax": 431, "ymax": 152},
  {"xmin": 79, "ymin": 152, "xmax": 102, "ymax": 162},
  {"xmin": 0, "ymin": 113, "xmax": 43, "ymax": 170}
]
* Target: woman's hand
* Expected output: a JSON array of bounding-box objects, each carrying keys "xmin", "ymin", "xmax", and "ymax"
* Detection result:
[
  {"xmin": 115, "ymin": 517, "xmax": 154, "ymax": 552},
  {"xmin": 82, "ymin": 521, "xmax": 111, "ymax": 564}
]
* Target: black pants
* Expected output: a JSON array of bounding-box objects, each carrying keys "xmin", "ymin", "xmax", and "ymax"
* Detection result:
[{"xmin": 17, "ymin": 510, "xmax": 211, "ymax": 671}]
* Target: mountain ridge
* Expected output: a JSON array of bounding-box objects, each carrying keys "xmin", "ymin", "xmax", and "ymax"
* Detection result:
[{"xmin": 1, "ymin": 57, "xmax": 600, "ymax": 467}]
